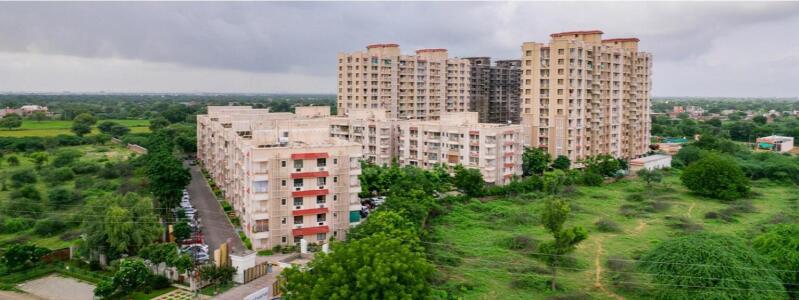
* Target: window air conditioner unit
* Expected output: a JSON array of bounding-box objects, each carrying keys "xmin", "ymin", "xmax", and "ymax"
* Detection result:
[
  {"xmin": 295, "ymin": 168, "xmax": 301, "ymax": 172},
  {"xmin": 295, "ymin": 187, "xmax": 301, "ymax": 191},
  {"xmin": 318, "ymin": 222, "xmax": 324, "ymax": 226},
  {"xmin": 294, "ymin": 224, "xmax": 303, "ymax": 228},
  {"xmin": 295, "ymin": 206, "xmax": 301, "ymax": 210},
  {"xmin": 318, "ymin": 186, "xmax": 324, "ymax": 189},
  {"xmin": 319, "ymin": 167, "xmax": 325, "ymax": 171},
  {"xmin": 319, "ymin": 204, "xmax": 325, "ymax": 208}
]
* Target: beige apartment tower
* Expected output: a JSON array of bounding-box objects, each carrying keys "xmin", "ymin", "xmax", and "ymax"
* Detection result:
[
  {"xmin": 337, "ymin": 44, "xmax": 471, "ymax": 120},
  {"xmin": 521, "ymin": 30, "xmax": 652, "ymax": 162}
]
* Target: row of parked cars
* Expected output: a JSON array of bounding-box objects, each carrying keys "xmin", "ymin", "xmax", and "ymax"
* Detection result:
[
  {"xmin": 359, "ymin": 196, "xmax": 387, "ymax": 219},
  {"xmin": 177, "ymin": 188, "xmax": 210, "ymax": 263}
]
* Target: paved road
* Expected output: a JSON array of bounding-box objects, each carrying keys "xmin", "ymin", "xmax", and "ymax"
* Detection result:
[
  {"xmin": 17, "ymin": 274, "xmax": 94, "ymax": 300},
  {"xmin": 186, "ymin": 164, "xmax": 245, "ymax": 255}
]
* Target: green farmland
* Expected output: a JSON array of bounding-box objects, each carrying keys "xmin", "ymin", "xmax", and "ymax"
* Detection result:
[{"xmin": 0, "ymin": 119, "xmax": 150, "ymax": 137}]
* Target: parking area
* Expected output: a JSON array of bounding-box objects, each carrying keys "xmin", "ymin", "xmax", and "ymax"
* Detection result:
[
  {"xmin": 185, "ymin": 164, "xmax": 245, "ymax": 255},
  {"xmin": 17, "ymin": 274, "xmax": 94, "ymax": 300}
]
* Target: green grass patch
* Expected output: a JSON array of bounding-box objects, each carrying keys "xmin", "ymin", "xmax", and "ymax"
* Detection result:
[{"xmin": 0, "ymin": 119, "xmax": 149, "ymax": 137}]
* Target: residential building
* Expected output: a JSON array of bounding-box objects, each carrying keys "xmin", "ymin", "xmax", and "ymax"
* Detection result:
[
  {"xmin": 396, "ymin": 112, "xmax": 523, "ymax": 185},
  {"xmin": 756, "ymin": 135, "xmax": 794, "ymax": 153},
  {"xmin": 520, "ymin": 30, "xmax": 652, "ymax": 163},
  {"xmin": 197, "ymin": 106, "xmax": 363, "ymax": 250},
  {"xmin": 336, "ymin": 44, "xmax": 471, "ymax": 120},
  {"xmin": 465, "ymin": 57, "xmax": 522, "ymax": 124},
  {"xmin": 0, "ymin": 105, "xmax": 51, "ymax": 117},
  {"xmin": 329, "ymin": 109, "xmax": 395, "ymax": 166}
]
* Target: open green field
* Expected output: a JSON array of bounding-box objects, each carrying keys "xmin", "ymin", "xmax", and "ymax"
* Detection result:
[
  {"xmin": 0, "ymin": 144, "xmax": 137, "ymax": 250},
  {"xmin": 429, "ymin": 172, "xmax": 799, "ymax": 299},
  {"xmin": 0, "ymin": 119, "xmax": 150, "ymax": 137}
]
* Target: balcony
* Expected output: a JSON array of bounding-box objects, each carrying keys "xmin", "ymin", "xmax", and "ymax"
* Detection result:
[{"xmin": 252, "ymin": 231, "xmax": 270, "ymax": 240}]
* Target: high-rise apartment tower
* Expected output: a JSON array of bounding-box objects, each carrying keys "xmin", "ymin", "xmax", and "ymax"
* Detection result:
[
  {"xmin": 520, "ymin": 30, "xmax": 652, "ymax": 162},
  {"xmin": 465, "ymin": 57, "xmax": 522, "ymax": 124}
]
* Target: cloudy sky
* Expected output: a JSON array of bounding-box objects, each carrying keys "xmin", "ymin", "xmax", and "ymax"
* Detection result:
[{"xmin": 0, "ymin": 2, "xmax": 797, "ymax": 97}]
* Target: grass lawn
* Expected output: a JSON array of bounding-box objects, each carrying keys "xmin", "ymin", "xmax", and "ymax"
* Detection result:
[
  {"xmin": 428, "ymin": 171, "xmax": 799, "ymax": 299},
  {"xmin": 0, "ymin": 119, "xmax": 149, "ymax": 137},
  {"xmin": 0, "ymin": 143, "xmax": 135, "ymax": 250},
  {"xmin": 130, "ymin": 287, "xmax": 177, "ymax": 300}
]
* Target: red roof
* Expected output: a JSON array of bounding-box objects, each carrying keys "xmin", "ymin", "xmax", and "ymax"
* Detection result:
[
  {"xmin": 291, "ymin": 153, "xmax": 329, "ymax": 160},
  {"xmin": 603, "ymin": 38, "xmax": 640, "ymax": 43},
  {"xmin": 292, "ymin": 189, "xmax": 329, "ymax": 197},
  {"xmin": 293, "ymin": 226, "xmax": 329, "ymax": 236},
  {"xmin": 290, "ymin": 171, "xmax": 329, "ymax": 179},
  {"xmin": 292, "ymin": 207, "xmax": 329, "ymax": 216},
  {"xmin": 550, "ymin": 30, "xmax": 604, "ymax": 38},
  {"xmin": 416, "ymin": 48, "xmax": 447, "ymax": 53}
]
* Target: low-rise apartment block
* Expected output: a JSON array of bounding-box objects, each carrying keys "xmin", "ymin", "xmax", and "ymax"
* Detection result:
[
  {"xmin": 197, "ymin": 106, "xmax": 363, "ymax": 250},
  {"xmin": 520, "ymin": 30, "xmax": 652, "ymax": 162},
  {"xmin": 396, "ymin": 112, "xmax": 523, "ymax": 185},
  {"xmin": 329, "ymin": 109, "xmax": 396, "ymax": 166},
  {"xmin": 336, "ymin": 44, "xmax": 471, "ymax": 120}
]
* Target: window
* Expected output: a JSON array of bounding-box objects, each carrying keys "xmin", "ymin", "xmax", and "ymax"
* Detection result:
[
  {"xmin": 281, "ymin": 236, "xmax": 287, "ymax": 243},
  {"xmin": 294, "ymin": 216, "xmax": 303, "ymax": 225},
  {"xmin": 317, "ymin": 233, "xmax": 326, "ymax": 241},
  {"xmin": 317, "ymin": 177, "xmax": 326, "ymax": 186},
  {"xmin": 316, "ymin": 195, "xmax": 326, "ymax": 204},
  {"xmin": 317, "ymin": 214, "xmax": 326, "ymax": 222},
  {"xmin": 281, "ymin": 180, "xmax": 286, "ymax": 187},
  {"xmin": 294, "ymin": 160, "xmax": 303, "ymax": 169},
  {"xmin": 294, "ymin": 236, "xmax": 303, "ymax": 244},
  {"xmin": 333, "ymin": 195, "xmax": 337, "ymax": 201},
  {"xmin": 333, "ymin": 176, "xmax": 338, "ymax": 183},
  {"xmin": 281, "ymin": 198, "xmax": 287, "ymax": 205},
  {"xmin": 281, "ymin": 217, "xmax": 287, "ymax": 224},
  {"xmin": 317, "ymin": 158, "xmax": 326, "ymax": 167},
  {"xmin": 293, "ymin": 178, "xmax": 303, "ymax": 188},
  {"xmin": 293, "ymin": 197, "xmax": 303, "ymax": 206},
  {"xmin": 333, "ymin": 158, "xmax": 338, "ymax": 164},
  {"xmin": 281, "ymin": 160, "xmax": 286, "ymax": 167},
  {"xmin": 253, "ymin": 181, "xmax": 268, "ymax": 193}
]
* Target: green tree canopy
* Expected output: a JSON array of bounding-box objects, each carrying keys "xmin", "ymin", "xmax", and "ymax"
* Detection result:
[
  {"xmin": 81, "ymin": 193, "xmax": 162, "ymax": 257},
  {"xmin": 71, "ymin": 113, "xmax": 97, "ymax": 137},
  {"xmin": 453, "ymin": 165, "xmax": 484, "ymax": 197},
  {"xmin": 639, "ymin": 233, "xmax": 786, "ymax": 300},
  {"xmin": 753, "ymin": 224, "xmax": 799, "ymax": 298},
  {"xmin": 0, "ymin": 243, "xmax": 50, "ymax": 271},
  {"xmin": 537, "ymin": 197, "xmax": 587, "ymax": 290},
  {"xmin": 637, "ymin": 168, "xmax": 663, "ymax": 186},
  {"xmin": 0, "ymin": 113, "xmax": 22, "ymax": 130},
  {"xmin": 552, "ymin": 155, "xmax": 571, "ymax": 171},
  {"xmin": 523, "ymin": 147, "xmax": 551, "ymax": 176},
  {"xmin": 281, "ymin": 233, "xmax": 433, "ymax": 299},
  {"xmin": 680, "ymin": 153, "xmax": 749, "ymax": 200}
]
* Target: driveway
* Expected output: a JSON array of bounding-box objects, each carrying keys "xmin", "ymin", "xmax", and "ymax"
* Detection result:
[
  {"xmin": 17, "ymin": 275, "xmax": 94, "ymax": 300},
  {"xmin": 186, "ymin": 164, "xmax": 245, "ymax": 255}
]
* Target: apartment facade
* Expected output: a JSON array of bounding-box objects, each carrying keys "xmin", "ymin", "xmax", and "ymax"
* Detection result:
[
  {"xmin": 396, "ymin": 112, "xmax": 523, "ymax": 185},
  {"xmin": 197, "ymin": 106, "xmax": 363, "ymax": 250},
  {"xmin": 520, "ymin": 30, "xmax": 652, "ymax": 162},
  {"xmin": 336, "ymin": 44, "xmax": 471, "ymax": 120},
  {"xmin": 465, "ymin": 57, "xmax": 522, "ymax": 124},
  {"xmin": 329, "ymin": 109, "xmax": 396, "ymax": 166}
]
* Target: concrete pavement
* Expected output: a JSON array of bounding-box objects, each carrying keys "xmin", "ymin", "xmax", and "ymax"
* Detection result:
[{"xmin": 186, "ymin": 164, "xmax": 245, "ymax": 256}]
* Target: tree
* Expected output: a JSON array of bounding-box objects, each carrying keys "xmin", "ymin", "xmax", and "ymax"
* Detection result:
[
  {"xmin": 753, "ymin": 224, "xmax": 799, "ymax": 298},
  {"xmin": 97, "ymin": 121, "xmax": 118, "ymax": 134},
  {"xmin": 145, "ymin": 149, "xmax": 191, "ymax": 210},
  {"xmin": 281, "ymin": 233, "xmax": 433, "ymax": 299},
  {"xmin": 537, "ymin": 198, "xmax": 587, "ymax": 290},
  {"xmin": 9, "ymin": 170, "xmax": 37, "ymax": 187},
  {"xmin": 1, "ymin": 244, "xmax": 50, "ymax": 271},
  {"xmin": 140, "ymin": 243, "xmax": 179, "ymax": 276},
  {"xmin": 71, "ymin": 113, "xmax": 96, "ymax": 136},
  {"xmin": 674, "ymin": 145, "xmax": 706, "ymax": 167},
  {"xmin": 29, "ymin": 111, "xmax": 48, "ymax": 122},
  {"xmin": 541, "ymin": 170, "xmax": 567, "ymax": 194},
  {"xmin": 347, "ymin": 210, "xmax": 417, "ymax": 241},
  {"xmin": 149, "ymin": 117, "xmax": 170, "ymax": 132},
  {"xmin": 582, "ymin": 154, "xmax": 621, "ymax": 177},
  {"xmin": 637, "ymin": 168, "xmax": 663, "ymax": 186},
  {"xmin": 639, "ymin": 233, "xmax": 786, "ymax": 300},
  {"xmin": 199, "ymin": 264, "xmax": 237, "ymax": 294},
  {"xmin": 173, "ymin": 221, "xmax": 192, "ymax": 242},
  {"xmin": 112, "ymin": 258, "xmax": 151, "ymax": 293},
  {"xmin": 753, "ymin": 115, "xmax": 768, "ymax": 125},
  {"xmin": 52, "ymin": 149, "xmax": 82, "ymax": 167},
  {"xmin": 81, "ymin": 193, "xmax": 162, "ymax": 257},
  {"xmin": 28, "ymin": 151, "xmax": 49, "ymax": 169},
  {"xmin": 681, "ymin": 153, "xmax": 749, "ymax": 200},
  {"xmin": 453, "ymin": 165, "xmax": 484, "ymax": 197},
  {"xmin": 0, "ymin": 113, "xmax": 22, "ymax": 130},
  {"xmin": 523, "ymin": 147, "xmax": 551, "ymax": 176},
  {"xmin": 552, "ymin": 155, "xmax": 571, "ymax": 171}
]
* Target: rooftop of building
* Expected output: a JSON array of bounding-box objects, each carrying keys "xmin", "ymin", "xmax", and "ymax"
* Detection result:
[{"xmin": 630, "ymin": 154, "xmax": 671, "ymax": 164}]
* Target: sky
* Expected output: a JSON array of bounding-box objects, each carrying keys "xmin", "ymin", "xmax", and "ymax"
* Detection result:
[{"xmin": 0, "ymin": 2, "xmax": 798, "ymax": 97}]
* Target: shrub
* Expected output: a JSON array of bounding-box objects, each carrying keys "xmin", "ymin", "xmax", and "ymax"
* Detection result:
[
  {"xmin": 72, "ymin": 162, "xmax": 101, "ymax": 174},
  {"xmin": 595, "ymin": 218, "xmax": 621, "ymax": 233},
  {"xmin": 48, "ymin": 187, "xmax": 80, "ymax": 207},
  {"xmin": 45, "ymin": 167, "xmax": 75, "ymax": 183},
  {"xmin": 2, "ymin": 218, "xmax": 32, "ymax": 233},
  {"xmin": 501, "ymin": 235, "xmax": 538, "ymax": 251},
  {"xmin": 580, "ymin": 171, "xmax": 604, "ymax": 186},
  {"xmin": 51, "ymin": 149, "xmax": 82, "ymax": 167},
  {"xmin": 681, "ymin": 153, "xmax": 750, "ymax": 200},
  {"xmin": 147, "ymin": 274, "xmax": 171, "ymax": 290},
  {"xmin": 664, "ymin": 216, "xmax": 703, "ymax": 233},
  {"xmin": 75, "ymin": 177, "xmax": 95, "ymax": 189},
  {"xmin": 10, "ymin": 170, "xmax": 37, "ymax": 187},
  {"xmin": 3, "ymin": 197, "xmax": 42, "ymax": 218},
  {"xmin": 11, "ymin": 185, "xmax": 42, "ymax": 201},
  {"xmin": 34, "ymin": 218, "xmax": 67, "ymax": 236},
  {"xmin": 626, "ymin": 193, "xmax": 644, "ymax": 202}
]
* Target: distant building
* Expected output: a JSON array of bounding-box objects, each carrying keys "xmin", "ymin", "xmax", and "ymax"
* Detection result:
[
  {"xmin": 756, "ymin": 135, "xmax": 794, "ymax": 153},
  {"xmin": 0, "ymin": 105, "xmax": 50, "ymax": 117},
  {"xmin": 630, "ymin": 154, "xmax": 671, "ymax": 173},
  {"xmin": 464, "ymin": 57, "xmax": 522, "ymax": 124}
]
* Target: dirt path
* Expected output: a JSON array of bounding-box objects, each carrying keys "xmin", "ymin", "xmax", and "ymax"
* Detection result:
[
  {"xmin": 631, "ymin": 220, "xmax": 646, "ymax": 234},
  {"xmin": 593, "ymin": 239, "xmax": 625, "ymax": 300},
  {"xmin": 685, "ymin": 202, "xmax": 696, "ymax": 217}
]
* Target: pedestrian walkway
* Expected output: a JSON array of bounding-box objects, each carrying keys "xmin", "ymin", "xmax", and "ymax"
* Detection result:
[{"xmin": 215, "ymin": 266, "xmax": 282, "ymax": 300}]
